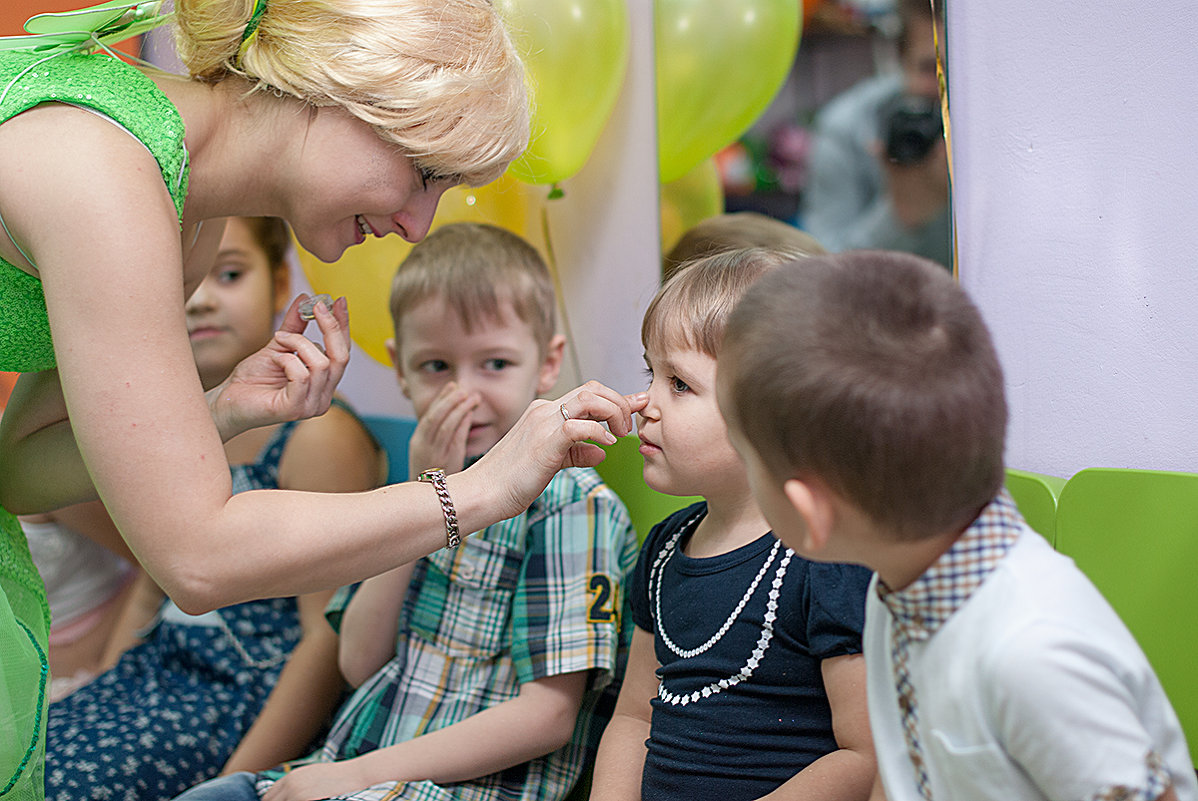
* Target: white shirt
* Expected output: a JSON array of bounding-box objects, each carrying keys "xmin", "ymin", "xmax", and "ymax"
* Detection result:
[
  {"xmin": 24, "ymin": 517, "xmax": 131, "ymax": 627},
  {"xmin": 866, "ymin": 526, "xmax": 1197, "ymax": 801}
]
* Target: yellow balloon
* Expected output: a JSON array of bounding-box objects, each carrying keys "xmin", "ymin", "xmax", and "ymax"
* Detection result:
[
  {"xmin": 296, "ymin": 176, "xmax": 546, "ymax": 365},
  {"xmin": 660, "ymin": 157, "xmax": 725, "ymax": 256},
  {"xmin": 655, "ymin": 0, "xmax": 801, "ymax": 183},
  {"xmin": 495, "ymin": 0, "xmax": 630, "ymax": 185}
]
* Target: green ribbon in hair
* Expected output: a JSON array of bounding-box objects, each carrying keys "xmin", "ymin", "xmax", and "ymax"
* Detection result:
[{"xmin": 236, "ymin": 0, "xmax": 268, "ymax": 65}]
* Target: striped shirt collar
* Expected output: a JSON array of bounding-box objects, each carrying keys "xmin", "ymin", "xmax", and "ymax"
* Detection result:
[{"xmin": 877, "ymin": 490, "xmax": 1023, "ymax": 640}]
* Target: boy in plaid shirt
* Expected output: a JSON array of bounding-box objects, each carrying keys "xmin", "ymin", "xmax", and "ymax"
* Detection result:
[{"xmin": 175, "ymin": 223, "xmax": 637, "ymax": 801}]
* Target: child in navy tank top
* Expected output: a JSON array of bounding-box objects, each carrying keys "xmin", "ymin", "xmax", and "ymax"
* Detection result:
[{"xmin": 589, "ymin": 247, "xmax": 876, "ymax": 801}]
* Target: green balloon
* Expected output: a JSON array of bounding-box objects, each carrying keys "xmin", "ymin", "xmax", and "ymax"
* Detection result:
[
  {"xmin": 496, "ymin": 0, "xmax": 631, "ymax": 185},
  {"xmin": 655, "ymin": 0, "xmax": 801, "ymax": 183}
]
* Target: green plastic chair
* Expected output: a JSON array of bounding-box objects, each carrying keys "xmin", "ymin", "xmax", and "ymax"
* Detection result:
[
  {"xmin": 595, "ymin": 434, "xmax": 700, "ymax": 543},
  {"xmin": 1004, "ymin": 467, "xmax": 1067, "ymax": 546},
  {"xmin": 1055, "ymin": 467, "xmax": 1198, "ymax": 764}
]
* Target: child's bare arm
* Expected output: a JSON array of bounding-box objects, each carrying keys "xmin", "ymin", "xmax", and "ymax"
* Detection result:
[
  {"xmin": 261, "ymin": 670, "xmax": 588, "ymax": 801},
  {"xmin": 589, "ymin": 626, "xmax": 659, "ymax": 801},
  {"xmin": 274, "ymin": 401, "xmax": 382, "ymax": 496},
  {"xmin": 867, "ymin": 773, "xmax": 888, "ymax": 801},
  {"xmin": 756, "ymin": 654, "xmax": 874, "ymax": 800},
  {"xmin": 337, "ymin": 383, "xmax": 479, "ymax": 683},
  {"xmin": 0, "ymin": 370, "xmax": 98, "ymax": 512},
  {"xmin": 25, "ymin": 498, "xmax": 134, "ymax": 562},
  {"xmin": 222, "ymin": 588, "xmax": 343, "ymax": 774},
  {"xmin": 100, "ymin": 569, "xmax": 164, "ymax": 669},
  {"xmin": 337, "ymin": 563, "xmax": 415, "ymax": 686}
]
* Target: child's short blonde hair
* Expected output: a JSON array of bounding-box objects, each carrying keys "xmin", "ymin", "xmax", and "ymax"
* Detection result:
[
  {"xmin": 642, "ymin": 247, "xmax": 797, "ymax": 358},
  {"xmin": 663, "ymin": 213, "xmax": 825, "ymax": 281},
  {"xmin": 721, "ymin": 251, "xmax": 1008, "ymax": 540},
  {"xmin": 174, "ymin": 0, "xmax": 529, "ymax": 187},
  {"xmin": 389, "ymin": 222, "xmax": 556, "ymax": 354}
]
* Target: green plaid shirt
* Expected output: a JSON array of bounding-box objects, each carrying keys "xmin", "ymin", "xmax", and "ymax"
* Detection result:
[{"xmin": 258, "ymin": 468, "xmax": 637, "ymax": 801}]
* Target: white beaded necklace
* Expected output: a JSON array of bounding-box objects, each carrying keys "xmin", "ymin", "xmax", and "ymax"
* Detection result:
[{"xmin": 651, "ymin": 512, "xmax": 794, "ymax": 706}]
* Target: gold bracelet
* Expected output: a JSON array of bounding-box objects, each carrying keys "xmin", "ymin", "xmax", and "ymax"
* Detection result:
[{"xmin": 417, "ymin": 468, "xmax": 460, "ymax": 549}]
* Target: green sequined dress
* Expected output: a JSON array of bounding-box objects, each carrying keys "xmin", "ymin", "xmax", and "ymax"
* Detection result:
[{"xmin": 0, "ymin": 49, "xmax": 188, "ymax": 801}]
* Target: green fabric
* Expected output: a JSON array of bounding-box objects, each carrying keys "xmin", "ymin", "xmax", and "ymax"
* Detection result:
[
  {"xmin": 0, "ymin": 48, "xmax": 189, "ymax": 800},
  {"xmin": 0, "ymin": 510, "xmax": 48, "ymax": 801},
  {"xmin": 0, "ymin": 49, "xmax": 189, "ymax": 373}
]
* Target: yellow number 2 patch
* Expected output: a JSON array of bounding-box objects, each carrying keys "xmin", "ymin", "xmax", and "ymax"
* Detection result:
[{"xmin": 587, "ymin": 574, "xmax": 617, "ymax": 624}]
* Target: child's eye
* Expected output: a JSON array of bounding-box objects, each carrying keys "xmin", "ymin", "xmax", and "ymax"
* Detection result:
[
  {"xmin": 418, "ymin": 359, "xmax": 449, "ymax": 374},
  {"xmin": 642, "ymin": 366, "xmax": 654, "ymax": 386},
  {"xmin": 670, "ymin": 376, "xmax": 690, "ymax": 394},
  {"xmin": 483, "ymin": 358, "xmax": 511, "ymax": 371},
  {"xmin": 215, "ymin": 267, "xmax": 243, "ymax": 284}
]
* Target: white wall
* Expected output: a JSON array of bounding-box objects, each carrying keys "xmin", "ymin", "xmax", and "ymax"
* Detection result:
[
  {"xmin": 952, "ymin": 1, "xmax": 1198, "ymax": 478},
  {"xmin": 538, "ymin": 0, "xmax": 661, "ymax": 400}
]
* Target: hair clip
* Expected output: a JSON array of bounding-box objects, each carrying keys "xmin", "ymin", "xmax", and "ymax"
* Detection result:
[{"xmin": 234, "ymin": 0, "xmax": 267, "ymax": 68}]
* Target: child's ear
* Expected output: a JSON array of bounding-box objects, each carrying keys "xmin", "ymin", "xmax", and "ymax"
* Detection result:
[
  {"xmin": 537, "ymin": 334, "xmax": 567, "ymax": 395},
  {"xmin": 386, "ymin": 338, "xmax": 410, "ymax": 398},
  {"xmin": 782, "ymin": 477, "xmax": 836, "ymax": 555}
]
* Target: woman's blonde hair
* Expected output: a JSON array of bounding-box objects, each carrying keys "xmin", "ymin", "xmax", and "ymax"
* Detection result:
[{"xmin": 174, "ymin": 0, "xmax": 529, "ymax": 186}]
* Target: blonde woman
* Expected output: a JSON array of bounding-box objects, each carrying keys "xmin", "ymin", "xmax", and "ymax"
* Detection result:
[{"xmin": 0, "ymin": 3, "xmax": 643, "ymax": 799}]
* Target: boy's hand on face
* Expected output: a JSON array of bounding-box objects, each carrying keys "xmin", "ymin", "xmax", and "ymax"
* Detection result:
[{"xmin": 408, "ymin": 382, "xmax": 480, "ymax": 476}]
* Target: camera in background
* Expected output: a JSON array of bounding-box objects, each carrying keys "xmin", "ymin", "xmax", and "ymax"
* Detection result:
[{"xmin": 881, "ymin": 94, "xmax": 944, "ymax": 166}]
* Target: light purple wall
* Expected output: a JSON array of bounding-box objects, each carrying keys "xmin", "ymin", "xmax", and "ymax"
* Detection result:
[{"xmin": 952, "ymin": 1, "xmax": 1198, "ymax": 477}]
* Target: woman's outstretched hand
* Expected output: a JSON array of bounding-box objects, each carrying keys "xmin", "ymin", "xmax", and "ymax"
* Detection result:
[
  {"xmin": 207, "ymin": 294, "xmax": 351, "ymax": 441},
  {"xmin": 466, "ymin": 381, "xmax": 648, "ymax": 521}
]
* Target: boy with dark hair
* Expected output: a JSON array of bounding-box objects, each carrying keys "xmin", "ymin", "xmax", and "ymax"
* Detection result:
[{"xmin": 717, "ymin": 250, "xmax": 1195, "ymax": 801}]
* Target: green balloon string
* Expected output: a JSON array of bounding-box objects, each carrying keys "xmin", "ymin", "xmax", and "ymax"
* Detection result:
[{"xmin": 539, "ymin": 199, "xmax": 583, "ymax": 385}]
